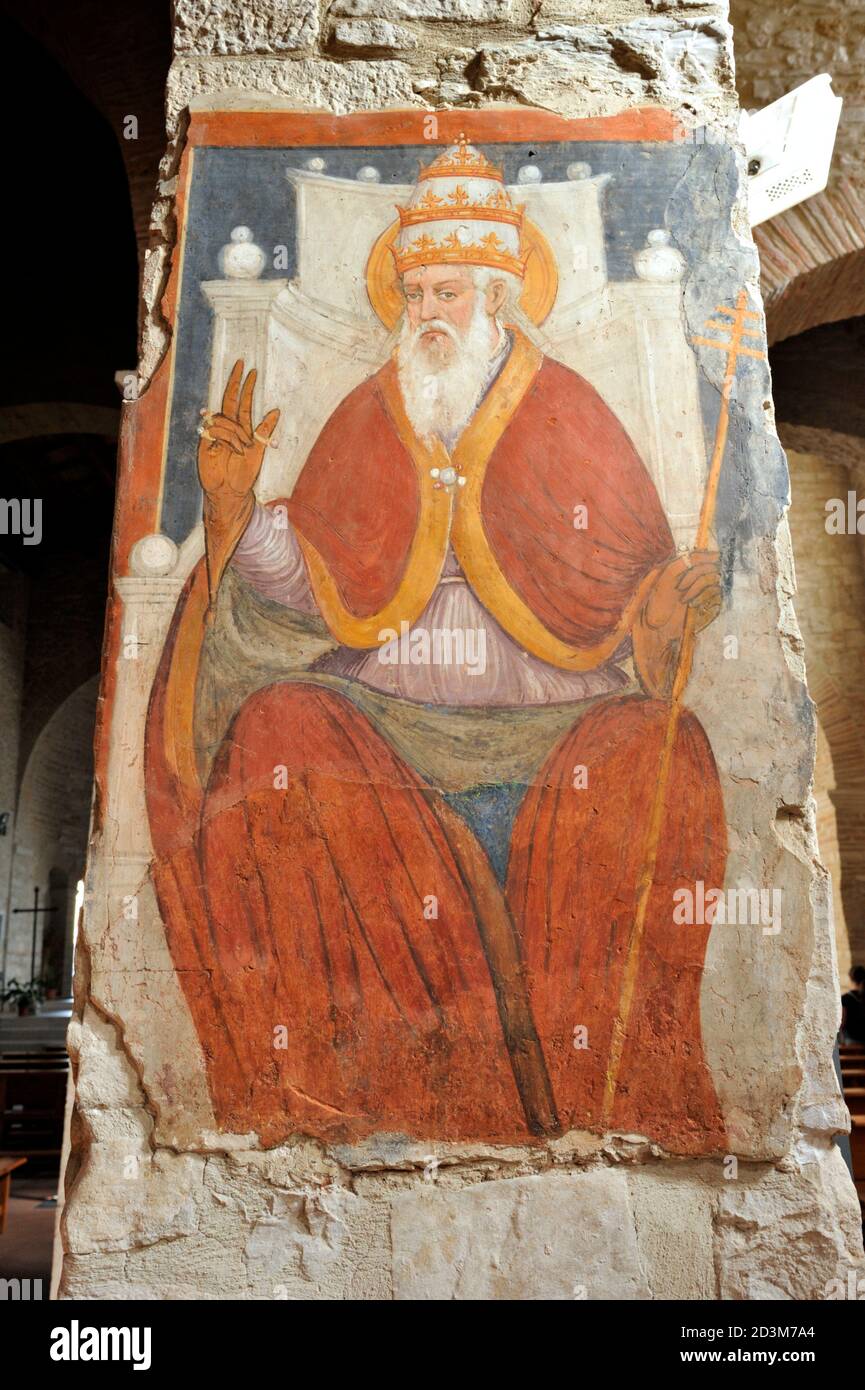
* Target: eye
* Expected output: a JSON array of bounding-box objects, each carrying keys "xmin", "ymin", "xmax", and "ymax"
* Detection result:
[{"xmin": 437, "ymin": 291, "xmax": 455, "ymax": 300}]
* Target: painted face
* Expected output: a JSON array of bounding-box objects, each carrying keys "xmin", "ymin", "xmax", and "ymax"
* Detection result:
[{"xmin": 401, "ymin": 265, "xmax": 479, "ymax": 363}]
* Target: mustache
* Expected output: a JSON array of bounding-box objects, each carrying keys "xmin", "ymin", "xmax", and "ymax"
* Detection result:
[{"xmin": 410, "ymin": 319, "xmax": 461, "ymax": 344}]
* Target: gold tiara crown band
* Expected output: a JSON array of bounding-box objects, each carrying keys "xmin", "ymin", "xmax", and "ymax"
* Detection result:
[
  {"xmin": 390, "ymin": 230, "xmax": 533, "ymax": 279},
  {"xmin": 396, "ymin": 185, "xmax": 526, "ymax": 232}
]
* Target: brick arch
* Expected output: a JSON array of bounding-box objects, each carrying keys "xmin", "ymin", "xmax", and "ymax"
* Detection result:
[
  {"xmin": 755, "ymin": 180, "xmax": 865, "ymax": 347},
  {"xmin": 807, "ymin": 663, "xmax": 865, "ymax": 797}
]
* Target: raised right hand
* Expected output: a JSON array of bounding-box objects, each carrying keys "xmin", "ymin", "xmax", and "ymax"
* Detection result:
[{"xmin": 197, "ymin": 359, "xmax": 280, "ymax": 508}]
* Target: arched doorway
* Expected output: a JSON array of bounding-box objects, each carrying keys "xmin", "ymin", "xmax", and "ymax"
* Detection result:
[
  {"xmin": 751, "ymin": 182, "xmax": 865, "ymax": 976},
  {"xmin": 767, "ymin": 324, "xmax": 865, "ymax": 974},
  {"xmin": 1, "ymin": 676, "xmax": 100, "ymax": 993}
]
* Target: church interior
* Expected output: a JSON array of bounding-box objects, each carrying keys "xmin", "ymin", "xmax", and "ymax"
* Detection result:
[{"xmin": 0, "ymin": 0, "xmax": 863, "ymax": 1293}]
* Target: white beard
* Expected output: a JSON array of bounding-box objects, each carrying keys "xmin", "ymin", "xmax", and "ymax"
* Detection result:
[{"xmin": 396, "ymin": 300, "xmax": 498, "ymax": 444}]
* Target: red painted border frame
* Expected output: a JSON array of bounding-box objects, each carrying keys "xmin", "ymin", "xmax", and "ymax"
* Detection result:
[{"xmin": 187, "ymin": 106, "xmax": 684, "ymax": 149}]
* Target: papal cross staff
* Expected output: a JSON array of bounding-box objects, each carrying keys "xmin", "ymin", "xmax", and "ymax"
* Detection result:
[{"xmin": 601, "ymin": 290, "xmax": 767, "ymax": 1126}]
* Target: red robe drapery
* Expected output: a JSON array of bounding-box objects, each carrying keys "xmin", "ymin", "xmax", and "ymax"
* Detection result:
[
  {"xmin": 145, "ymin": 331, "xmax": 728, "ymax": 1152},
  {"xmin": 285, "ymin": 329, "xmax": 675, "ymax": 657}
]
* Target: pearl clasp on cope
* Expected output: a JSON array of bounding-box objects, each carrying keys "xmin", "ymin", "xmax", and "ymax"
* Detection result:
[{"xmin": 430, "ymin": 467, "xmax": 466, "ymax": 492}]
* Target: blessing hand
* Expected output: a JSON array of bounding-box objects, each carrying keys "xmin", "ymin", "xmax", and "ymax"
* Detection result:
[{"xmin": 197, "ymin": 359, "xmax": 280, "ymax": 509}]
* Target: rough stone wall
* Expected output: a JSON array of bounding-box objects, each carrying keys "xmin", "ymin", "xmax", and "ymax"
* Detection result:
[
  {"xmin": 56, "ymin": 0, "xmax": 865, "ymax": 1301},
  {"xmin": 167, "ymin": 0, "xmax": 736, "ymax": 132},
  {"xmin": 730, "ymin": 0, "xmax": 865, "ymax": 192}
]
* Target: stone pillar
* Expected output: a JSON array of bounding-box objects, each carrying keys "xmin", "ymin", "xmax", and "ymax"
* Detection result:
[{"xmin": 57, "ymin": 0, "xmax": 864, "ymax": 1301}]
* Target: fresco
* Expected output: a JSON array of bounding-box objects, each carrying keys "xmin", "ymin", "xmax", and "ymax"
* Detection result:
[{"xmin": 133, "ymin": 110, "xmax": 763, "ymax": 1152}]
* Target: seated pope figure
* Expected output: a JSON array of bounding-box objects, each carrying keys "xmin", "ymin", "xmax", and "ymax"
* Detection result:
[{"xmin": 147, "ymin": 139, "xmax": 728, "ymax": 1153}]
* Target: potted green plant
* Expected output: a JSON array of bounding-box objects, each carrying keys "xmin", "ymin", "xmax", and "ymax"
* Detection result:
[{"xmin": 0, "ymin": 977, "xmax": 47, "ymax": 1016}]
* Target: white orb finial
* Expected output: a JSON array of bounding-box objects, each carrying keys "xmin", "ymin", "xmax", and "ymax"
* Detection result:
[
  {"xmin": 633, "ymin": 228, "xmax": 686, "ymax": 283},
  {"xmin": 220, "ymin": 226, "xmax": 266, "ymax": 280},
  {"xmin": 129, "ymin": 533, "xmax": 179, "ymax": 578}
]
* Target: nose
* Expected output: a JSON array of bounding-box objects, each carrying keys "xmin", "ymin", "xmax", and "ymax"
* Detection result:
[{"xmin": 420, "ymin": 288, "xmax": 440, "ymax": 321}]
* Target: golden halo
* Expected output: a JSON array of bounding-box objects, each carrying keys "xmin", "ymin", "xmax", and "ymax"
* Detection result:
[{"xmin": 365, "ymin": 216, "xmax": 559, "ymax": 329}]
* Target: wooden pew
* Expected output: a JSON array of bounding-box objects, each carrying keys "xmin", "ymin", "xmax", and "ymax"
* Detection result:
[
  {"xmin": 844, "ymin": 1087, "xmax": 865, "ymax": 1115},
  {"xmin": 0, "ymin": 1155, "xmax": 27, "ymax": 1234},
  {"xmin": 850, "ymin": 1117, "xmax": 865, "ymax": 1203}
]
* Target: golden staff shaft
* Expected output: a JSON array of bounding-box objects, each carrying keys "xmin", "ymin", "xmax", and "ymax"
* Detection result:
[{"xmin": 600, "ymin": 292, "xmax": 750, "ymax": 1126}]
